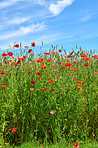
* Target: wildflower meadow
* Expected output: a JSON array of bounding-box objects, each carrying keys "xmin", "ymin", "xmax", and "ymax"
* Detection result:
[{"xmin": 0, "ymin": 42, "xmax": 98, "ymax": 148}]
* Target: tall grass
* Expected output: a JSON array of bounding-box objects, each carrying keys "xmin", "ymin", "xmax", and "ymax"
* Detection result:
[{"xmin": 0, "ymin": 43, "xmax": 98, "ymax": 147}]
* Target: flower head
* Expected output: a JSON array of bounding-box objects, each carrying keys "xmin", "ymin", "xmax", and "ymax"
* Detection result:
[
  {"xmin": 48, "ymin": 80, "xmax": 54, "ymax": 83},
  {"xmin": 47, "ymin": 59, "xmax": 52, "ymax": 62},
  {"xmin": 43, "ymin": 87, "xmax": 47, "ymax": 90},
  {"xmin": 0, "ymin": 71, "xmax": 5, "ymax": 75},
  {"xmin": 31, "ymin": 42, "xmax": 35, "ymax": 47},
  {"xmin": 2, "ymin": 53, "xmax": 7, "ymax": 56},
  {"xmin": 30, "ymin": 88, "xmax": 34, "ymax": 91},
  {"xmin": 40, "ymin": 65, "xmax": 46, "ymax": 69},
  {"xmin": 44, "ymin": 52, "xmax": 49, "ymax": 55},
  {"xmin": 83, "ymin": 62, "xmax": 88, "ymax": 67},
  {"xmin": 67, "ymin": 55, "xmax": 72, "ymax": 58},
  {"xmin": 59, "ymin": 49, "xmax": 62, "ymax": 52},
  {"xmin": 51, "ymin": 51, "xmax": 56, "ymax": 55},
  {"xmin": 14, "ymin": 44, "xmax": 19, "ymax": 48},
  {"xmin": 8, "ymin": 52, "xmax": 13, "ymax": 56},
  {"xmin": 73, "ymin": 142, "xmax": 79, "ymax": 147},
  {"xmin": 31, "ymin": 81, "xmax": 36, "ymax": 84},
  {"xmin": 51, "ymin": 88, "xmax": 55, "ymax": 92},
  {"xmin": 28, "ymin": 49, "xmax": 33, "ymax": 53},
  {"xmin": 65, "ymin": 63, "xmax": 72, "ymax": 67},
  {"xmin": 49, "ymin": 110, "xmax": 56, "ymax": 114},
  {"xmin": 12, "ymin": 128, "xmax": 17, "ymax": 133}
]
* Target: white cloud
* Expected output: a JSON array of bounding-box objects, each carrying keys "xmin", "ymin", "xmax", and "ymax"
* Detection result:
[
  {"xmin": 0, "ymin": 0, "xmax": 45, "ymax": 9},
  {"xmin": 49, "ymin": 0, "xmax": 74, "ymax": 16},
  {"xmin": 0, "ymin": 22, "xmax": 46, "ymax": 40},
  {"xmin": 81, "ymin": 15, "xmax": 91, "ymax": 22},
  {"xmin": 80, "ymin": 13, "xmax": 95, "ymax": 22},
  {"xmin": 0, "ymin": 0, "xmax": 19, "ymax": 9},
  {"xmin": 5, "ymin": 17, "xmax": 30, "ymax": 25}
]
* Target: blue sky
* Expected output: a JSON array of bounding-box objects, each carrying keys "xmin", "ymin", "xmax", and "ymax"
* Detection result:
[{"xmin": 0, "ymin": 0, "xmax": 98, "ymax": 55}]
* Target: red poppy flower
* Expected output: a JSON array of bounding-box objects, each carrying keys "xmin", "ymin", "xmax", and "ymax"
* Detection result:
[
  {"xmin": 77, "ymin": 83, "xmax": 80, "ymax": 85},
  {"xmin": 55, "ymin": 70, "xmax": 58, "ymax": 72},
  {"xmin": 65, "ymin": 63, "xmax": 72, "ymax": 67},
  {"xmin": 70, "ymin": 68, "xmax": 74, "ymax": 71},
  {"xmin": 47, "ymin": 59, "xmax": 52, "ymax": 62},
  {"xmin": 2, "ymin": 84, "xmax": 6, "ymax": 88},
  {"xmin": 74, "ymin": 61, "xmax": 78, "ymax": 64},
  {"xmin": 18, "ymin": 58, "xmax": 24, "ymax": 61},
  {"xmin": 58, "ymin": 62, "xmax": 61, "ymax": 65},
  {"xmin": 24, "ymin": 46, "xmax": 28, "ymax": 48},
  {"xmin": 28, "ymin": 49, "xmax": 33, "ymax": 53},
  {"xmin": 13, "ymin": 62, "xmax": 19, "ymax": 66},
  {"xmin": 37, "ymin": 60, "xmax": 40, "ymax": 64},
  {"xmin": 60, "ymin": 92, "xmax": 63, "ymax": 95},
  {"xmin": 77, "ymin": 85, "xmax": 82, "ymax": 88},
  {"xmin": 72, "ymin": 78, "xmax": 75, "ymax": 80},
  {"xmin": 50, "ymin": 71, "xmax": 54, "ymax": 74},
  {"xmin": 39, "ymin": 57, "xmax": 44, "ymax": 61},
  {"xmin": 12, "ymin": 128, "xmax": 17, "ymax": 133},
  {"xmin": 92, "ymin": 55, "xmax": 97, "ymax": 58},
  {"xmin": 31, "ymin": 42, "xmax": 35, "ymax": 47},
  {"xmin": 59, "ymin": 49, "xmax": 62, "ymax": 52},
  {"xmin": 31, "ymin": 81, "xmax": 36, "ymax": 84},
  {"xmin": 37, "ymin": 141, "xmax": 40, "ymax": 144},
  {"xmin": 74, "ymin": 69, "xmax": 78, "ymax": 71},
  {"xmin": 48, "ymin": 80, "xmax": 54, "ymax": 83},
  {"xmin": 81, "ymin": 53, "xmax": 86, "ymax": 57},
  {"xmin": 8, "ymin": 52, "xmax": 13, "ymax": 56},
  {"xmin": 2, "ymin": 53, "xmax": 7, "ymax": 56},
  {"xmin": 36, "ymin": 71, "xmax": 41, "ymax": 75},
  {"xmin": 44, "ymin": 52, "xmax": 49, "ymax": 55},
  {"xmin": 78, "ymin": 80, "xmax": 83, "ymax": 84},
  {"xmin": 73, "ymin": 142, "xmax": 79, "ymax": 147},
  {"xmin": 23, "ymin": 56, "xmax": 26, "ymax": 59},
  {"xmin": 37, "ymin": 77, "xmax": 42, "ymax": 80},
  {"xmin": 51, "ymin": 51, "xmax": 56, "ymax": 55},
  {"xmin": 85, "ymin": 57, "xmax": 90, "ymax": 61},
  {"xmin": 14, "ymin": 44, "xmax": 19, "ymax": 48},
  {"xmin": 0, "ymin": 71, "xmax": 5, "ymax": 75},
  {"xmin": 40, "ymin": 65, "xmax": 46, "ymax": 69},
  {"xmin": 83, "ymin": 62, "xmax": 88, "ymax": 66},
  {"xmin": 57, "ymin": 77, "xmax": 60, "ymax": 79},
  {"xmin": 43, "ymin": 87, "xmax": 47, "ymax": 90},
  {"xmin": 51, "ymin": 88, "xmax": 55, "ymax": 91},
  {"xmin": 67, "ymin": 55, "xmax": 72, "ymax": 58},
  {"xmin": 61, "ymin": 67, "xmax": 66, "ymax": 69},
  {"xmin": 94, "ymin": 72, "xmax": 97, "ymax": 74}
]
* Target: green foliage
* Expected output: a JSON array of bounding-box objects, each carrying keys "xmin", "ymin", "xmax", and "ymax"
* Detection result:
[{"xmin": 0, "ymin": 44, "xmax": 98, "ymax": 147}]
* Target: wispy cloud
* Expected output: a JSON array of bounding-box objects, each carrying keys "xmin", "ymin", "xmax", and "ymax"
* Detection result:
[
  {"xmin": 0, "ymin": 22, "xmax": 46, "ymax": 40},
  {"xmin": 0, "ymin": 0, "xmax": 45, "ymax": 9},
  {"xmin": 0, "ymin": 0, "xmax": 19, "ymax": 9},
  {"xmin": 81, "ymin": 14, "xmax": 92, "ymax": 22},
  {"xmin": 49, "ymin": 0, "xmax": 74, "ymax": 16},
  {"xmin": 80, "ymin": 13, "xmax": 96, "ymax": 22},
  {"xmin": 1, "ymin": 17, "xmax": 30, "ymax": 27}
]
